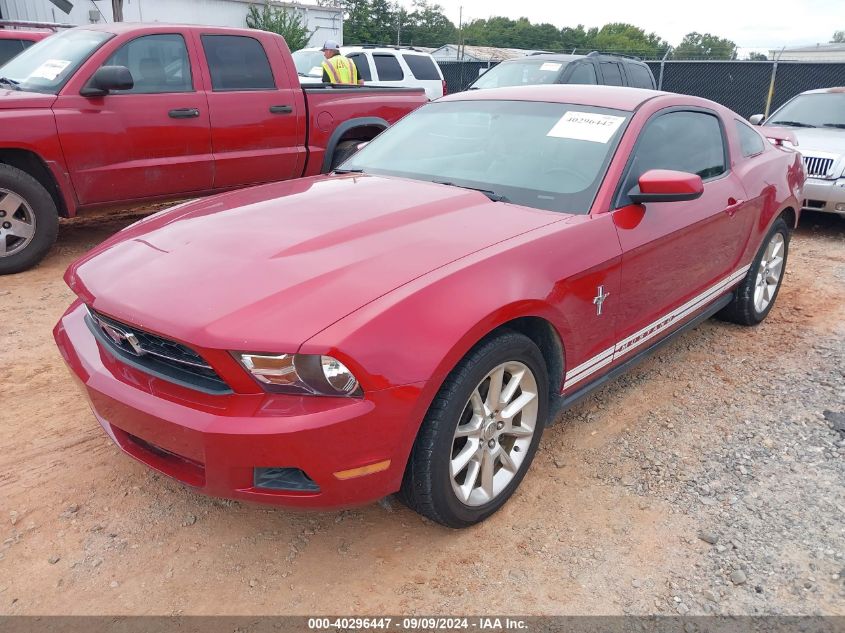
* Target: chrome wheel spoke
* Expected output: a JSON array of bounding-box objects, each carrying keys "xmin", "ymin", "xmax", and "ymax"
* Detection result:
[
  {"xmin": 504, "ymin": 421, "xmax": 533, "ymax": 438},
  {"xmin": 0, "ymin": 191, "xmax": 24, "ymax": 215},
  {"xmin": 451, "ymin": 438, "xmax": 480, "ymax": 477},
  {"xmin": 501, "ymin": 391, "xmax": 536, "ymax": 420},
  {"xmin": 454, "ymin": 413, "xmax": 483, "ymax": 438},
  {"xmin": 498, "ymin": 447, "xmax": 518, "ymax": 473},
  {"xmin": 500, "ymin": 369, "xmax": 525, "ymax": 405},
  {"xmin": 480, "ymin": 449, "xmax": 495, "ymax": 500},
  {"xmin": 485, "ymin": 366, "xmax": 505, "ymax": 410},
  {"xmin": 458, "ymin": 459, "xmax": 481, "ymax": 502},
  {"xmin": 7, "ymin": 217, "xmax": 34, "ymax": 240}
]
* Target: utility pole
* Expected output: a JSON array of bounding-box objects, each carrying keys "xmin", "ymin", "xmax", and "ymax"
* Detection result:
[{"xmin": 111, "ymin": 0, "xmax": 123, "ymax": 22}]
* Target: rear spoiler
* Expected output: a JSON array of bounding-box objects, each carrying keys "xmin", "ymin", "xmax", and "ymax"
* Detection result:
[
  {"xmin": 762, "ymin": 127, "xmax": 798, "ymax": 147},
  {"xmin": 0, "ymin": 19, "xmax": 74, "ymax": 31}
]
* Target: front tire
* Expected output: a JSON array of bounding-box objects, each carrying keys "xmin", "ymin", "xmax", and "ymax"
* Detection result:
[
  {"xmin": 0, "ymin": 164, "xmax": 59, "ymax": 275},
  {"xmin": 718, "ymin": 217, "xmax": 790, "ymax": 325},
  {"xmin": 399, "ymin": 332, "xmax": 548, "ymax": 528}
]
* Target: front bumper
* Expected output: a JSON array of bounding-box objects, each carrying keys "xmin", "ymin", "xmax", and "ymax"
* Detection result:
[
  {"xmin": 54, "ymin": 301, "xmax": 424, "ymax": 509},
  {"xmin": 802, "ymin": 177, "xmax": 845, "ymax": 215}
]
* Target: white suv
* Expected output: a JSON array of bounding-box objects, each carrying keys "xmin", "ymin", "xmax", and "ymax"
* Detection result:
[{"xmin": 293, "ymin": 45, "xmax": 446, "ymax": 100}]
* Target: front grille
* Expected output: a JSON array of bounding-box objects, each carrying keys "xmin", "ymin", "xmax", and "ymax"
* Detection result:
[
  {"xmin": 86, "ymin": 307, "xmax": 231, "ymax": 394},
  {"xmin": 804, "ymin": 199, "xmax": 826, "ymax": 210},
  {"xmin": 803, "ymin": 155, "xmax": 835, "ymax": 178}
]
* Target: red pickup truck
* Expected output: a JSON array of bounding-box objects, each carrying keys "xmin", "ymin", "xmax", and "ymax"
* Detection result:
[{"xmin": 0, "ymin": 23, "xmax": 427, "ymax": 273}]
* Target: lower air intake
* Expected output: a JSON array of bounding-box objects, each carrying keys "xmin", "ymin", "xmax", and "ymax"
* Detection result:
[{"xmin": 254, "ymin": 467, "xmax": 320, "ymax": 492}]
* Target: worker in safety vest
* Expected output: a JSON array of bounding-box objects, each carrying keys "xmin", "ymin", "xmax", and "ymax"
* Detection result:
[{"xmin": 321, "ymin": 40, "xmax": 362, "ymax": 85}]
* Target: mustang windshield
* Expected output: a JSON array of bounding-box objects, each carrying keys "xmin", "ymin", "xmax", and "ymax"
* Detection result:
[
  {"xmin": 0, "ymin": 29, "xmax": 112, "ymax": 94},
  {"xmin": 768, "ymin": 93, "xmax": 845, "ymax": 128},
  {"xmin": 340, "ymin": 99, "xmax": 631, "ymax": 214}
]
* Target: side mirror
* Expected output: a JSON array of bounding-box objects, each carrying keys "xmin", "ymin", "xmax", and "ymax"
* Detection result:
[
  {"xmin": 356, "ymin": 141, "xmax": 369, "ymax": 151},
  {"xmin": 80, "ymin": 65, "xmax": 133, "ymax": 97},
  {"xmin": 749, "ymin": 114, "xmax": 765, "ymax": 126},
  {"xmin": 629, "ymin": 169, "xmax": 703, "ymax": 204}
]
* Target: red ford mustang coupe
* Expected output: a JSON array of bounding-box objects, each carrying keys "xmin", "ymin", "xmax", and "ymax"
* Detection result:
[{"xmin": 54, "ymin": 85, "xmax": 804, "ymax": 527}]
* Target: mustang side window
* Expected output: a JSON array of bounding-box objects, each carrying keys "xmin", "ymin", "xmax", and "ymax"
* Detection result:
[{"xmin": 618, "ymin": 110, "xmax": 726, "ymax": 206}]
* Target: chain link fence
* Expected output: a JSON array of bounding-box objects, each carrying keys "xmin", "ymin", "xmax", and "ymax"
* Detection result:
[{"xmin": 438, "ymin": 59, "xmax": 845, "ymax": 119}]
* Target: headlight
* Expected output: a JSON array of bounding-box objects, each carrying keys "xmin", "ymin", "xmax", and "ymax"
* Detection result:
[{"xmin": 236, "ymin": 353, "xmax": 362, "ymax": 397}]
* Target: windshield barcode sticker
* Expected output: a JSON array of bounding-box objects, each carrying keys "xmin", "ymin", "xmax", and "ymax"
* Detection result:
[
  {"xmin": 28, "ymin": 59, "xmax": 71, "ymax": 81},
  {"xmin": 539, "ymin": 62, "xmax": 562, "ymax": 72},
  {"xmin": 547, "ymin": 111, "xmax": 626, "ymax": 143}
]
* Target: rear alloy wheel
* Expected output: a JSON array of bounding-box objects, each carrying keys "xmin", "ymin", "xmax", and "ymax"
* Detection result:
[
  {"xmin": 718, "ymin": 217, "xmax": 790, "ymax": 325},
  {"xmin": 399, "ymin": 332, "xmax": 548, "ymax": 528},
  {"xmin": 0, "ymin": 164, "xmax": 59, "ymax": 275}
]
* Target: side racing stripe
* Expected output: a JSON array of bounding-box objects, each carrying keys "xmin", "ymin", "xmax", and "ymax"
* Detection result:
[{"xmin": 562, "ymin": 265, "xmax": 750, "ymax": 390}]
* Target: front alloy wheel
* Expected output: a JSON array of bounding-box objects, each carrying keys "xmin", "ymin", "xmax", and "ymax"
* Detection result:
[
  {"xmin": 399, "ymin": 331, "xmax": 548, "ymax": 528},
  {"xmin": 450, "ymin": 361, "xmax": 538, "ymax": 506}
]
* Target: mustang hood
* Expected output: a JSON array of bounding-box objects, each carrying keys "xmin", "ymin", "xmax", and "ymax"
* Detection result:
[{"xmin": 68, "ymin": 174, "xmax": 560, "ymax": 351}]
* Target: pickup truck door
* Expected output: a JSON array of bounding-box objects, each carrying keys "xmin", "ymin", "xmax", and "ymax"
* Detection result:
[
  {"xmin": 196, "ymin": 32, "xmax": 306, "ymax": 189},
  {"xmin": 610, "ymin": 109, "xmax": 754, "ymax": 364},
  {"xmin": 54, "ymin": 33, "xmax": 214, "ymax": 205}
]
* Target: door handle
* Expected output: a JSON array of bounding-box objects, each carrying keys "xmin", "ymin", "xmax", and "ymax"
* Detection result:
[
  {"xmin": 269, "ymin": 104, "xmax": 293, "ymax": 114},
  {"xmin": 168, "ymin": 108, "xmax": 200, "ymax": 119},
  {"xmin": 725, "ymin": 198, "xmax": 745, "ymax": 217}
]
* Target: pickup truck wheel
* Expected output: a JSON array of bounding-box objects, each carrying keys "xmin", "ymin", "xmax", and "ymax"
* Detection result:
[
  {"xmin": 0, "ymin": 164, "xmax": 59, "ymax": 275},
  {"xmin": 398, "ymin": 332, "xmax": 548, "ymax": 528},
  {"xmin": 330, "ymin": 141, "xmax": 361, "ymax": 171},
  {"xmin": 718, "ymin": 217, "xmax": 789, "ymax": 326}
]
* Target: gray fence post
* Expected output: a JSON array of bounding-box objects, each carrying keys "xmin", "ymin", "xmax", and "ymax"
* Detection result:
[{"xmin": 658, "ymin": 47, "xmax": 672, "ymax": 90}]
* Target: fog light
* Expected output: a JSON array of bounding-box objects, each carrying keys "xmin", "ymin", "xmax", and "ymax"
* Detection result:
[
  {"xmin": 836, "ymin": 203, "xmax": 845, "ymax": 212},
  {"xmin": 254, "ymin": 467, "xmax": 319, "ymax": 492}
]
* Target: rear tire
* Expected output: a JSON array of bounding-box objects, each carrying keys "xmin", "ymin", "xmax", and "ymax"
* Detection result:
[
  {"xmin": 0, "ymin": 164, "xmax": 59, "ymax": 275},
  {"xmin": 398, "ymin": 332, "xmax": 548, "ymax": 528},
  {"xmin": 718, "ymin": 217, "xmax": 790, "ymax": 326}
]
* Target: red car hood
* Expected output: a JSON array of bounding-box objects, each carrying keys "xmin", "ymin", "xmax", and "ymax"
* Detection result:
[
  {"xmin": 0, "ymin": 90, "xmax": 57, "ymax": 109},
  {"xmin": 67, "ymin": 174, "xmax": 561, "ymax": 351}
]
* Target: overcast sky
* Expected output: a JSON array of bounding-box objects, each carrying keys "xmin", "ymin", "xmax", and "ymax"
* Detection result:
[{"xmin": 403, "ymin": 0, "xmax": 843, "ymax": 52}]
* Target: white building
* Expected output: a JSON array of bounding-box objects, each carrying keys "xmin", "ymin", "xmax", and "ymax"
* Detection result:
[
  {"xmin": 769, "ymin": 43, "xmax": 845, "ymax": 61},
  {"xmin": 0, "ymin": 0, "xmax": 342, "ymax": 47}
]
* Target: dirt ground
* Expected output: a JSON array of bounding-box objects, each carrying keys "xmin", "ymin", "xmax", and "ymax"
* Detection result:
[{"xmin": 0, "ymin": 208, "xmax": 843, "ymax": 616}]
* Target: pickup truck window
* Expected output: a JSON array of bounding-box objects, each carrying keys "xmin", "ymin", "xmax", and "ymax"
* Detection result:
[
  {"xmin": 373, "ymin": 54, "xmax": 404, "ymax": 81},
  {"xmin": 102, "ymin": 34, "xmax": 193, "ymax": 94},
  {"xmin": 201, "ymin": 35, "xmax": 275, "ymax": 91},
  {"xmin": 0, "ymin": 29, "xmax": 111, "ymax": 94},
  {"xmin": 0, "ymin": 39, "xmax": 27, "ymax": 66},
  {"xmin": 627, "ymin": 63, "xmax": 655, "ymax": 89}
]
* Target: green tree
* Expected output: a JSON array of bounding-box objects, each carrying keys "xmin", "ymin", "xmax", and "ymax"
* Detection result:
[
  {"xmin": 673, "ymin": 32, "xmax": 737, "ymax": 59},
  {"xmin": 560, "ymin": 25, "xmax": 590, "ymax": 51},
  {"xmin": 343, "ymin": 0, "xmax": 377, "ymax": 45},
  {"xmin": 747, "ymin": 52, "xmax": 769, "ymax": 61},
  {"xmin": 832, "ymin": 31, "xmax": 845, "ymax": 43},
  {"xmin": 403, "ymin": 0, "xmax": 456, "ymax": 47},
  {"xmin": 246, "ymin": 1, "xmax": 313, "ymax": 51},
  {"xmin": 588, "ymin": 22, "xmax": 669, "ymax": 57}
]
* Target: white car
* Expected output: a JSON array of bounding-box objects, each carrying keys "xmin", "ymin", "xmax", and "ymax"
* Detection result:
[
  {"xmin": 751, "ymin": 88, "xmax": 845, "ymax": 219},
  {"xmin": 293, "ymin": 45, "xmax": 446, "ymax": 100}
]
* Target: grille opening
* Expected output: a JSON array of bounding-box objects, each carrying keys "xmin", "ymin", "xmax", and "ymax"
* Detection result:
[
  {"xmin": 254, "ymin": 467, "xmax": 320, "ymax": 492},
  {"xmin": 803, "ymin": 199, "xmax": 826, "ymax": 210},
  {"xmin": 86, "ymin": 307, "xmax": 231, "ymax": 394},
  {"xmin": 802, "ymin": 156, "xmax": 834, "ymax": 178}
]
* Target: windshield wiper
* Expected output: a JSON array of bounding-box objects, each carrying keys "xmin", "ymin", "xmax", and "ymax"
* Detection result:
[
  {"xmin": 433, "ymin": 180, "xmax": 509, "ymax": 202},
  {"xmin": 333, "ymin": 168, "xmax": 364, "ymax": 174},
  {"xmin": 822, "ymin": 122, "xmax": 845, "ymax": 129},
  {"xmin": 0, "ymin": 77, "xmax": 20, "ymax": 91},
  {"xmin": 769, "ymin": 120, "xmax": 816, "ymax": 128}
]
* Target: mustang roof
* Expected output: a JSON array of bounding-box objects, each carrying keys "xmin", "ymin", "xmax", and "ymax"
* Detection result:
[{"xmin": 441, "ymin": 84, "xmax": 668, "ymax": 111}]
